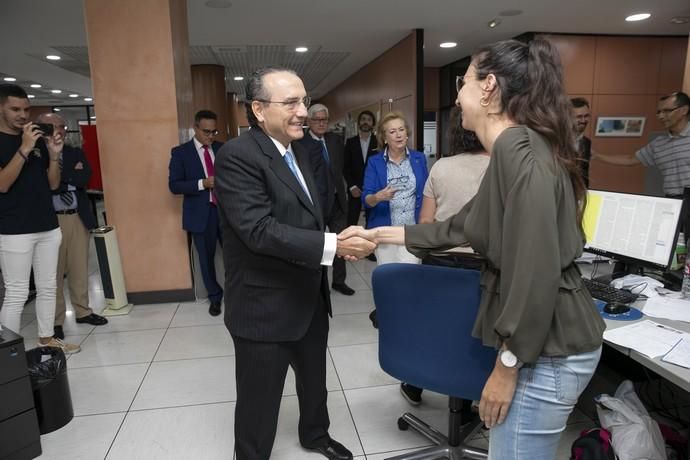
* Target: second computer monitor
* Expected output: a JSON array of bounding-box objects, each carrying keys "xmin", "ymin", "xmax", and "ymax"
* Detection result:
[{"xmin": 583, "ymin": 189, "xmax": 683, "ymax": 270}]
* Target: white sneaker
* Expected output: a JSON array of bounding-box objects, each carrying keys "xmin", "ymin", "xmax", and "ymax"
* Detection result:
[{"xmin": 42, "ymin": 337, "xmax": 81, "ymax": 354}]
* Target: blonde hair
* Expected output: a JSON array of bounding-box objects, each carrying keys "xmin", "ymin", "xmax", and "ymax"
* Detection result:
[{"xmin": 376, "ymin": 111, "xmax": 409, "ymax": 151}]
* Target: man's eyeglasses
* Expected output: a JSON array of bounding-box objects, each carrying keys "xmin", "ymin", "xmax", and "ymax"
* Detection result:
[
  {"xmin": 199, "ymin": 128, "xmax": 219, "ymax": 136},
  {"xmin": 255, "ymin": 96, "xmax": 311, "ymax": 111},
  {"xmin": 310, "ymin": 117, "xmax": 329, "ymax": 124},
  {"xmin": 656, "ymin": 106, "xmax": 683, "ymax": 116}
]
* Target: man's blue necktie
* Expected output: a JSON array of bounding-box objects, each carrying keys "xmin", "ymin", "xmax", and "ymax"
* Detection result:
[
  {"xmin": 284, "ymin": 149, "xmax": 312, "ymax": 203},
  {"xmin": 320, "ymin": 139, "xmax": 330, "ymax": 164}
]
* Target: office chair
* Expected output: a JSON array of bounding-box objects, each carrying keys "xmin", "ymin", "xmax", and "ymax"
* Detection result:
[{"xmin": 372, "ymin": 263, "xmax": 496, "ymax": 460}]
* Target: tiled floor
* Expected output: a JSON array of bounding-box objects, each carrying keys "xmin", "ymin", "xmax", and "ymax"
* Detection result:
[{"xmin": 21, "ymin": 255, "xmax": 606, "ymax": 459}]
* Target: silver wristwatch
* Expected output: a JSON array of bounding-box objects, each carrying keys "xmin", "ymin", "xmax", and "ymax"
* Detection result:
[{"xmin": 498, "ymin": 349, "xmax": 523, "ymax": 369}]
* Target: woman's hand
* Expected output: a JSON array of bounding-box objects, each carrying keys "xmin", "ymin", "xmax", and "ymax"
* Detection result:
[
  {"xmin": 375, "ymin": 185, "xmax": 397, "ymax": 202},
  {"xmin": 478, "ymin": 360, "xmax": 519, "ymax": 428},
  {"xmin": 338, "ymin": 226, "xmax": 378, "ymax": 244}
]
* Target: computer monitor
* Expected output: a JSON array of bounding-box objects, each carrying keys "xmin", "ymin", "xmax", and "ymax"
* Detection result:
[{"xmin": 583, "ymin": 189, "xmax": 683, "ymax": 271}]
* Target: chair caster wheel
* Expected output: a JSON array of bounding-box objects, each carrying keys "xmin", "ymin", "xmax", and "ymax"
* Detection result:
[{"xmin": 397, "ymin": 417, "xmax": 409, "ymax": 431}]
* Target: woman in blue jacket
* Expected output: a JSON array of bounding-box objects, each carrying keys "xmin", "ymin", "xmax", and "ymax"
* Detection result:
[{"xmin": 362, "ymin": 111, "xmax": 428, "ymax": 265}]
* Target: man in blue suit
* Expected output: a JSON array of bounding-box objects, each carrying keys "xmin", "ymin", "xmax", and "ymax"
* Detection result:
[{"xmin": 169, "ymin": 110, "xmax": 224, "ymax": 316}]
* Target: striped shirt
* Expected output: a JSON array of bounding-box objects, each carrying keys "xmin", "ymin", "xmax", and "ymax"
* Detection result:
[{"xmin": 636, "ymin": 122, "xmax": 690, "ymax": 195}]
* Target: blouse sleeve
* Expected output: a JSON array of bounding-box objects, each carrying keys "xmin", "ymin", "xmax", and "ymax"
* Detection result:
[
  {"xmin": 404, "ymin": 197, "xmax": 473, "ymax": 258},
  {"xmin": 493, "ymin": 129, "xmax": 561, "ymax": 363}
]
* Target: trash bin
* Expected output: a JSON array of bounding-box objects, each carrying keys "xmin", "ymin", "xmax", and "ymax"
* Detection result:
[{"xmin": 25, "ymin": 347, "xmax": 74, "ymax": 434}]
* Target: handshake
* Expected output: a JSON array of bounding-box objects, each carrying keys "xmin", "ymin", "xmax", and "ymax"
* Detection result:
[{"xmin": 335, "ymin": 226, "xmax": 379, "ymax": 261}]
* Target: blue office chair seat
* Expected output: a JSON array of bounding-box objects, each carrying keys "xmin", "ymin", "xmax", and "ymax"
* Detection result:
[{"xmin": 372, "ymin": 263, "xmax": 496, "ymax": 460}]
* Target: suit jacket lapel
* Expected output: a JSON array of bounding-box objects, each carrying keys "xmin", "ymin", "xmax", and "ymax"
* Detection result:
[
  {"xmin": 250, "ymin": 129, "xmax": 322, "ymax": 227},
  {"xmin": 186, "ymin": 140, "xmax": 206, "ymax": 179},
  {"xmin": 293, "ymin": 141, "xmax": 324, "ymax": 228}
]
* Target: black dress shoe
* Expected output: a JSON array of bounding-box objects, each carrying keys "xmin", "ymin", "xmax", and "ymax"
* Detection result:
[
  {"xmin": 369, "ymin": 309, "xmax": 378, "ymax": 329},
  {"xmin": 400, "ymin": 382, "xmax": 423, "ymax": 405},
  {"xmin": 331, "ymin": 282, "xmax": 355, "ymax": 296},
  {"xmin": 306, "ymin": 439, "xmax": 353, "ymax": 460},
  {"xmin": 53, "ymin": 325, "xmax": 65, "ymax": 340},
  {"xmin": 76, "ymin": 313, "xmax": 108, "ymax": 326},
  {"xmin": 209, "ymin": 301, "xmax": 221, "ymax": 316}
]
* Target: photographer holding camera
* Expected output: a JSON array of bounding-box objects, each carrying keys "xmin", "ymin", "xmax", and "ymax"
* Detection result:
[{"xmin": 0, "ymin": 84, "xmax": 80, "ymax": 353}]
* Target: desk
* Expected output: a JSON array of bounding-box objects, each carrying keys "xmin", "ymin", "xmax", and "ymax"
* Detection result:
[
  {"xmin": 579, "ymin": 261, "xmax": 690, "ymax": 393},
  {"xmin": 604, "ymin": 306, "xmax": 690, "ymax": 393}
]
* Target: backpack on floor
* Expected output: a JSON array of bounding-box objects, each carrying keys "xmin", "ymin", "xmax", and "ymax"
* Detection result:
[{"xmin": 571, "ymin": 427, "xmax": 617, "ymax": 460}]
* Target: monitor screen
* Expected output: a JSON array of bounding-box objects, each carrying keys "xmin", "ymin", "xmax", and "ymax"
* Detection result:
[{"xmin": 583, "ymin": 190, "xmax": 682, "ymax": 270}]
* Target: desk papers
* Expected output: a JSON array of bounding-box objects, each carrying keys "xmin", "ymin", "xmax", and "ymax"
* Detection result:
[
  {"xmin": 643, "ymin": 297, "xmax": 690, "ymax": 323},
  {"xmin": 603, "ymin": 320, "xmax": 685, "ymax": 358},
  {"xmin": 662, "ymin": 339, "xmax": 690, "ymax": 369}
]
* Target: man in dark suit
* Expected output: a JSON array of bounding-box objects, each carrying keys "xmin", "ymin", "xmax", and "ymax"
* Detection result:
[
  {"xmin": 214, "ymin": 67, "xmax": 374, "ymax": 460},
  {"xmin": 343, "ymin": 110, "xmax": 378, "ymax": 227},
  {"xmin": 297, "ymin": 103, "xmax": 354, "ymax": 296},
  {"xmin": 571, "ymin": 97, "xmax": 592, "ymax": 187},
  {"xmin": 38, "ymin": 113, "xmax": 107, "ymax": 341},
  {"xmin": 168, "ymin": 110, "xmax": 224, "ymax": 316}
]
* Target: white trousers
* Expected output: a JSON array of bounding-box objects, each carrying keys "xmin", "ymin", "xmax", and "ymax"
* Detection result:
[{"xmin": 0, "ymin": 228, "xmax": 62, "ymax": 338}]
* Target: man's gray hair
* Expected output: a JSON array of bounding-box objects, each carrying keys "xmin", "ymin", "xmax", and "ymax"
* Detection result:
[{"xmin": 308, "ymin": 103, "xmax": 329, "ymax": 119}]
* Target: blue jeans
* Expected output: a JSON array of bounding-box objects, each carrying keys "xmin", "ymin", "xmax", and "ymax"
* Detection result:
[{"xmin": 488, "ymin": 347, "xmax": 602, "ymax": 460}]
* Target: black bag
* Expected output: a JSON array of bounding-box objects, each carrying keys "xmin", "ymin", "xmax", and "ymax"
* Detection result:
[
  {"xmin": 571, "ymin": 428, "xmax": 617, "ymax": 460},
  {"xmin": 25, "ymin": 346, "xmax": 74, "ymax": 434}
]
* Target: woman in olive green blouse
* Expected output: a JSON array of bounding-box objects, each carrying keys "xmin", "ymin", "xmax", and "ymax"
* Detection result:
[{"xmin": 340, "ymin": 39, "xmax": 605, "ymax": 458}]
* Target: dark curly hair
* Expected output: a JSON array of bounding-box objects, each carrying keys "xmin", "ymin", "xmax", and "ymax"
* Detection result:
[
  {"xmin": 472, "ymin": 38, "xmax": 585, "ymax": 226},
  {"xmin": 447, "ymin": 107, "xmax": 484, "ymax": 156}
]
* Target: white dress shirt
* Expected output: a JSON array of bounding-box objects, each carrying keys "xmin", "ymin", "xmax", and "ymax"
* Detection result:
[{"xmin": 194, "ymin": 137, "xmax": 215, "ymax": 202}]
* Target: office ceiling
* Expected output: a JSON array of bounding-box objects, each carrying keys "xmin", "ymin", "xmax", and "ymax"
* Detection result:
[{"xmin": 1, "ymin": 0, "xmax": 688, "ymax": 106}]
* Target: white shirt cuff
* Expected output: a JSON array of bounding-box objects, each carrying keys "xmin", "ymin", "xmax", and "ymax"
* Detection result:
[
  {"xmin": 349, "ymin": 185, "xmax": 358, "ymax": 191},
  {"xmin": 321, "ymin": 232, "xmax": 337, "ymax": 266},
  {"xmin": 198, "ymin": 179, "xmax": 205, "ymax": 191}
]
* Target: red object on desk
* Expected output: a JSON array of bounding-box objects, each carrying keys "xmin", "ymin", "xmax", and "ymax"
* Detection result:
[{"xmin": 80, "ymin": 124, "xmax": 102, "ymax": 191}]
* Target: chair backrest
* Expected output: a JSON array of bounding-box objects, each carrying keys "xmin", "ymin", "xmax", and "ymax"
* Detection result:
[{"xmin": 372, "ymin": 263, "xmax": 495, "ymax": 401}]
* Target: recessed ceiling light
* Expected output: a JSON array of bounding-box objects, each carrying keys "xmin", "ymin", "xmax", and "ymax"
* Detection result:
[
  {"xmin": 30, "ymin": 84, "xmax": 42, "ymax": 88},
  {"xmin": 233, "ymin": 76, "xmax": 244, "ymax": 81},
  {"xmin": 69, "ymin": 94, "xmax": 79, "ymax": 98},
  {"xmin": 84, "ymin": 97, "xmax": 93, "ymax": 102},
  {"xmin": 90, "ymin": 116, "xmax": 96, "ymax": 120},
  {"xmin": 488, "ymin": 18, "xmax": 501, "ymax": 28},
  {"xmin": 626, "ymin": 13, "xmax": 650, "ymax": 22},
  {"xmin": 27, "ymin": 94, "xmax": 35, "ymax": 99},
  {"xmin": 499, "ymin": 9, "xmax": 522, "ymax": 17},
  {"xmin": 670, "ymin": 16, "xmax": 689, "ymax": 24},
  {"xmin": 53, "ymin": 108, "xmax": 61, "ymax": 112},
  {"xmin": 295, "ymin": 46, "xmax": 308, "ymax": 53},
  {"xmin": 51, "ymin": 89, "xmax": 62, "ymax": 94},
  {"xmin": 205, "ymin": 0, "xmax": 231, "ymax": 7},
  {"xmin": 3, "ymin": 77, "xmax": 16, "ymax": 82},
  {"xmin": 439, "ymin": 42, "xmax": 457, "ymax": 49},
  {"xmin": 46, "ymin": 55, "xmax": 61, "ymax": 60}
]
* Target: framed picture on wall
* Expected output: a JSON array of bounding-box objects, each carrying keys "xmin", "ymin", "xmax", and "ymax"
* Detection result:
[{"xmin": 595, "ymin": 116, "xmax": 646, "ymax": 137}]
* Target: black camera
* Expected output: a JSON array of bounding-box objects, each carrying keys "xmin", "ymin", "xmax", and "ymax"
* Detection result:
[{"xmin": 34, "ymin": 123, "xmax": 54, "ymax": 136}]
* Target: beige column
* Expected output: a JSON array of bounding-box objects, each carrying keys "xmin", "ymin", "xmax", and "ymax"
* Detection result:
[
  {"xmin": 83, "ymin": 0, "xmax": 194, "ymax": 301},
  {"xmin": 192, "ymin": 64, "xmax": 228, "ymax": 142}
]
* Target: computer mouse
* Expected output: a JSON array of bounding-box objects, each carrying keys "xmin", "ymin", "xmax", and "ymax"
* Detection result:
[{"xmin": 603, "ymin": 302, "xmax": 630, "ymax": 315}]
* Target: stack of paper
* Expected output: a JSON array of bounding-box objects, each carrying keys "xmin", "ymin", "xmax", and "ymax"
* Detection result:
[
  {"xmin": 662, "ymin": 339, "xmax": 690, "ymax": 368},
  {"xmin": 643, "ymin": 297, "xmax": 690, "ymax": 323},
  {"xmin": 603, "ymin": 320, "xmax": 686, "ymax": 358}
]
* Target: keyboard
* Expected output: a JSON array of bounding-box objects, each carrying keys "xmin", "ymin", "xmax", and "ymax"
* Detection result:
[{"xmin": 582, "ymin": 278, "xmax": 639, "ymax": 304}]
